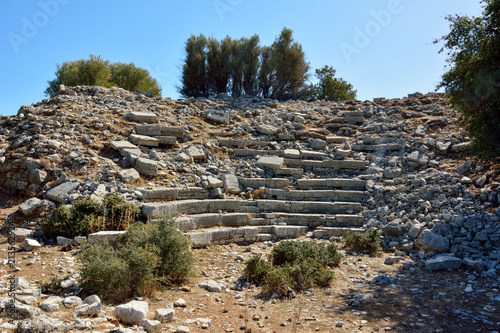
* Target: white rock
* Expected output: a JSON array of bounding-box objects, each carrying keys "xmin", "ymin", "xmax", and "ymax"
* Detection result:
[
  {"xmin": 115, "ymin": 300, "xmax": 148, "ymax": 325},
  {"xmin": 140, "ymin": 319, "xmax": 162, "ymax": 333},
  {"xmin": 155, "ymin": 308, "xmax": 175, "ymax": 323},
  {"xmin": 19, "ymin": 238, "xmax": 41, "ymax": 251}
]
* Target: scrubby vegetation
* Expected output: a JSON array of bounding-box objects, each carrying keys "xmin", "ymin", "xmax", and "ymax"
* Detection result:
[
  {"xmin": 45, "ymin": 54, "xmax": 161, "ymax": 97},
  {"xmin": 244, "ymin": 240, "xmax": 341, "ymax": 296},
  {"xmin": 343, "ymin": 229, "xmax": 383, "ymax": 255},
  {"xmin": 42, "ymin": 195, "xmax": 141, "ymax": 238},
  {"xmin": 78, "ymin": 218, "xmax": 195, "ymax": 301}
]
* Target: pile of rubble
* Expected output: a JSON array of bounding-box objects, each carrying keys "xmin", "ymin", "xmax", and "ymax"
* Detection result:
[{"xmin": 0, "ymin": 85, "xmax": 499, "ymax": 274}]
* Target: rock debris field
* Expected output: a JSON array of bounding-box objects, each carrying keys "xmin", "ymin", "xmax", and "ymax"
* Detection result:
[{"xmin": 0, "ymin": 85, "xmax": 499, "ymax": 332}]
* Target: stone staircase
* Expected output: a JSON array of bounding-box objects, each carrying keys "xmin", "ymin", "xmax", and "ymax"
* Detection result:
[
  {"xmin": 132, "ymin": 146, "xmax": 366, "ymax": 248},
  {"xmin": 108, "ymin": 112, "xmax": 370, "ymax": 248}
]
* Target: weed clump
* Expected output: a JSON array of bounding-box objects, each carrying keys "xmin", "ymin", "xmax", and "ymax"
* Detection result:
[
  {"xmin": 42, "ymin": 195, "xmax": 141, "ymax": 238},
  {"xmin": 244, "ymin": 240, "xmax": 341, "ymax": 296},
  {"xmin": 78, "ymin": 218, "xmax": 195, "ymax": 301},
  {"xmin": 343, "ymin": 229, "xmax": 383, "ymax": 255}
]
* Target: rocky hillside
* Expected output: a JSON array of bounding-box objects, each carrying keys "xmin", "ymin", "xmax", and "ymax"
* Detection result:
[{"xmin": 1, "ymin": 85, "xmax": 499, "ymax": 274}]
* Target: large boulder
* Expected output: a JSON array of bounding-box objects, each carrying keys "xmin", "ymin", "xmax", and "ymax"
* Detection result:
[
  {"xmin": 416, "ymin": 230, "xmax": 450, "ymax": 252},
  {"xmin": 425, "ymin": 255, "xmax": 462, "ymax": 271}
]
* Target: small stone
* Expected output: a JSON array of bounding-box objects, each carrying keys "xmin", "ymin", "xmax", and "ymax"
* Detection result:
[
  {"xmin": 140, "ymin": 319, "xmax": 162, "ymax": 333},
  {"xmin": 175, "ymin": 326, "xmax": 190, "ymax": 333},
  {"xmin": 118, "ymin": 168, "xmax": 141, "ymax": 183},
  {"xmin": 155, "ymin": 308, "xmax": 175, "ymax": 323},
  {"xmin": 174, "ymin": 298, "xmax": 187, "ymax": 308},
  {"xmin": 19, "ymin": 238, "xmax": 41, "ymax": 251},
  {"xmin": 384, "ymin": 257, "xmax": 400, "ymax": 265},
  {"xmin": 199, "ymin": 280, "xmax": 223, "ymax": 292}
]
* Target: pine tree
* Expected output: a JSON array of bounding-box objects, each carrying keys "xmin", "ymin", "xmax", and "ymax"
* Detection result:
[
  {"xmin": 269, "ymin": 28, "xmax": 310, "ymax": 100},
  {"xmin": 258, "ymin": 46, "xmax": 274, "ymax": 99},
  {"xmin": 180, "ymin": 35, "xmax": 208, "ymax": 98},
  {"xmin": 241, "ymin": 35, "xmax": 261, "ymax": 96}
]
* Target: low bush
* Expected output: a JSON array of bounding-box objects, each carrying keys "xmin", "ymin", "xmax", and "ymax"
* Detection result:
[
  {"xmin": 42, "ymin": 195, "xmax": 141, "ymax": 239},
  {"xmin": 42, "ymin": 200, "xmax": 97, "ymax": 238},
  {"xmin": 244, "ymin": 240, "xmax": 341, "ymax": 296},
  {"xmin": 102, "ymin": 195, "xmax": 141, "ymax": 231},
  {"xmin": 343, "ymin": 229, "xmax": 383, "ymax": 255},
  {"xmin": 120, "ymin": 219, "xmax": 195, "ymax": 284},
  {"xmin": 79, "ymin": 218, "xmax": 195, "ymax": 301}
]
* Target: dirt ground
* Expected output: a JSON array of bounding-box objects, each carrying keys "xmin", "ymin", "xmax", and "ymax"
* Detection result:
[{"xmin": 1, "ymin": 234, "xmax": 499, "ymax": 333}]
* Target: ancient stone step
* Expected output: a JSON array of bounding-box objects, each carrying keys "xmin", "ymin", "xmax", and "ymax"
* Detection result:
[
  {"xmin": 142, "ymin": 199, "xmax": 244, "ymax": 218},
  {"xmin": 135, "ymin": 125, "xmax": 189, "ymax": 139},
  {"xmin": 260, "ymin": 213, "xmax": 364, "ymax": 228},
  {"xmin": 239, "ymin": 178, "xmax": 292, "ymax": 189},
  {"xmin": 233, "ymin": 148, "xmax": 282, "ymax": 157},
  {"xmin": 129, "ymin": 134, "xmax": 160, "ymax": 147},
  {"xmin": 284, "ymin": 159, "xmax": 367, "ymax": 170},
  {"xmin": 175, "ymin": 213, "xmax": 250, "ymax": 230},
  {"xmin": 275, "ymin": 168, "xmax": 304, "ymax": 176},
  {"xmin": 352, "ymin": 143, "xmax": 404, "ymax": 152},
  {"xmin": 255, "ymin": 200, "xmax": 362, "ymax": 214},
  {"xmin": 190, "ymin": 224, "xmax": 314, "ymax": 247},
  {"xmin": 233, "ymin": 148, "xmax": 328, "ymax": 160},
  {"xmin": 140, "ymin": 187, "xmax": 209, "ymax": 201},
  {"xmin": 128, "ymin": 112, "xmax": 157, "ymax": 123},
  {"xmin": 219, "ymin": 139, "xmax": 272, "ymax": 148},
  {"xmin": 312, "ymin": 226, "xmax": 366, "ymax": 238},
  {"xmin": 263, "ymin": 188, "xmax": 364, "ymax": 202},
  {"xmin": 297, "ymin": 178, "xmax": 366, "ymax": 190},
  {"xmin": 186, "ymin": 226, "xmax": 259, "ymax": 248}
]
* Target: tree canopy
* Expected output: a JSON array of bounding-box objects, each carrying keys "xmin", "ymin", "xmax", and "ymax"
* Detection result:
[
  {"xmin": 45, "ymin": 55, "xmax": 161, "ymax": 97},
  {"xmin": 179, "ymin": 27, "xmax": 314, "ymax": 100},
  {"xmin": 311, "ymin": 66, "xmax": 357, "ymax": 102},
  {"xmin": 436, "ymin": 0, "xmax": 500, "ymax": 159}
]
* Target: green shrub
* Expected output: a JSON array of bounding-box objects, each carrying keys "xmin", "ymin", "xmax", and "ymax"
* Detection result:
[
  {"xmin": 78, "ymin": 242, "xmax": 158, "ymax": 301},
  {"xmin": 244, "ymin": 241, "xmax": 341, "ymax": 296},
  {"xmin": 271, "ymin": 240, "xmax": 342, "ymax": 267},
  {"xmin": 103, "ymin": 195, "xmax": 141, "ymax": 230},
  {"xmin": 45, "ymin": 54, "xmax": 162, "ymax": 97},
  {"xmin": 79, "ymin": 218, "xmax": 196, "ymax": 301},
  {"xmin": 42, "ymin": 204, "xmax": 91, "ymax": 238},
  {"xmin": 120, "ymin": 219, "xmax": 195, "ymax": 284},
  {"xmin": 343, "ymin": 229, "xmax": 383, "ymax": 255},
  {"xmin": 42, "ymin": 196, "xmax": 141, "ymax": 239},
  {"xmin": 243, "ymin": 255, "xmax": 273, "ymax": 284},
  {"xmin": 40, "ymin": 276, "xmax": 67, "ymax": 295}
]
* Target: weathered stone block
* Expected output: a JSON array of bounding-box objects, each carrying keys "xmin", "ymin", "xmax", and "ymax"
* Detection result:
[{"xmin": 135, "ymin": 157, "xmax": 158, "ymax": 177}]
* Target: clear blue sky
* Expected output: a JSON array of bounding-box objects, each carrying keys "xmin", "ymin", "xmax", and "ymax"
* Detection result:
[{"xmin": 0, "ymin": 0, "xmax": 483, "ymax": 116}]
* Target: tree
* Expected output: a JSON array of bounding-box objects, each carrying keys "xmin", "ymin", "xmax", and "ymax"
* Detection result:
[
  {"xmin": 258, "ymin": 46, "xmax": 274, "ymax": 99},
  {"xmin": 436, "ymin": 0, "xmax": 500, "ymax": 158},
  {"xmin": 206, "ymin": 36, "xmax": 232, "ymax": 95},
  {"xmin": 269, "ymin": 28, "xmax": 310, "ymax": 100},
  {"xmin": 44, "ymin": 55, "xmax": 162, "ymax": 96},
  {"xmin": 180, "ymin": 34, "xmax": 208, "ymax": 98},
  {"xmin": 229, "ymin": 38, "xmax": 244, "ymax": 97},
  {"xmin": 178, "ymin": 28, "xmax": 311, "ymax": 100},
  {"xmin": 313, "ymin": 66, "xmax": 357, "ymax": 101},
  {"xmin": 45, "ymin": 55, "xmax": 111, "ymax": 95},
  {"xmin": 241, "ymin": 35, "xmax": 261, "ymax": 96},
  {"xmin": 110, "ymin": 62, "xmax": 161, "ymax": 96}
]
